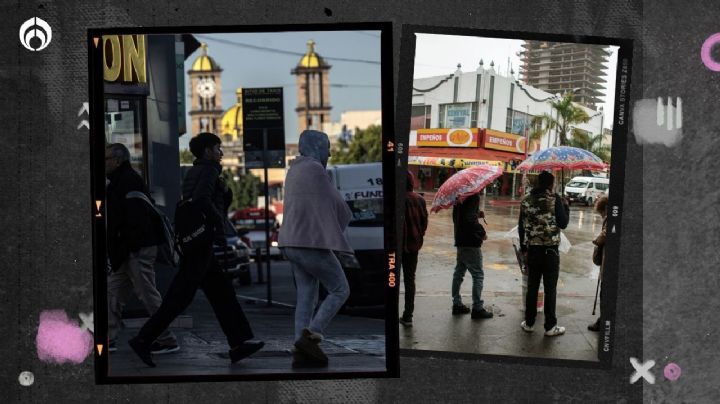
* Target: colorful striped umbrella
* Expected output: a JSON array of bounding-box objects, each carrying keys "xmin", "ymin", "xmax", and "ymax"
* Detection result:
[
  {"xmin": 517, "ymin": 146, "xmax": 607, "ymax": 172},
  {"xmin": 430, "ymin": 164, "xmax": 504, "ymax": 213}
]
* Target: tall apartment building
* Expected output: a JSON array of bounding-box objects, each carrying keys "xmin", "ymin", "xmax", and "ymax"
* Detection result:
[{"xmin": 519, "ymin": 41, "xmax": 611, "ymax": 109}]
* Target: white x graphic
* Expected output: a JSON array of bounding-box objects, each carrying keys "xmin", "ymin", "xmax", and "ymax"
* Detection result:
[
  {"xmin": 630, "ymin": 357, "xmax": 655, "ymax": 384},
  {"xmin": 79, "ymin": 312, "xmax": 94, "ymax": 334}
]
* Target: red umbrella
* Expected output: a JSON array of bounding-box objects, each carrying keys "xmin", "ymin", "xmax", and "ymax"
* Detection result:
[{"xmin": 430, "ymin": 165, "xmax": 504, "ymax": 213}]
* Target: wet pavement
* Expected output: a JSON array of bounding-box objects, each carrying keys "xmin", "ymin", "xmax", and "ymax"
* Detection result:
[
  {"xmin": 108, "ymin": 260, "xmax": 386, "ymax": 377},
  {"xmin": 399, "ymin": 193, "xmax": 603, "ymax": 361}
]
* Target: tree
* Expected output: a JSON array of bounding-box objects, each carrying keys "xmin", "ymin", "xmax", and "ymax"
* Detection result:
[
  {"xmin": 221, "ymin": 169, "xmax": 260, "ymax": 211},
  {"xmin": 330, "ymin": 125, "xmax": 382, "ymax": 164},
  {"xmin": 538, "ymin": 93, "xmax": 590, "ymax": 146},
  {"xmin": 180, "ymin": 149, "xmax": 194, "ymax": 164},
  {"xmin": 568, "ymin": 131, "xmax": 611, "ymax": 163}
]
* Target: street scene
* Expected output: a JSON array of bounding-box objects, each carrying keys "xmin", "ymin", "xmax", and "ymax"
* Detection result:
[
  {"xmin": 401, "ymin": 33, "xmax": 619, "ymax": 361},
  {"xmin": 99, "ymin": 28, "xmax": 387, "ymax": 378},
  {"xmin": 108, "ymin": 261, "xmax": 386, "ymax": 376},
  {"xmin": 400, "ymin": 193, "xmax": 604, "ymax": 361}
]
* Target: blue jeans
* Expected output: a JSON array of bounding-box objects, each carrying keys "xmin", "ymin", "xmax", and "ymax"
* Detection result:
[
  {"xmin": 283, "ymin": 247, "xmax": 350, "ymax": 341},
  {"xmin": 451, "ymin": 247, "xmax": 485, "ymax": 310}
]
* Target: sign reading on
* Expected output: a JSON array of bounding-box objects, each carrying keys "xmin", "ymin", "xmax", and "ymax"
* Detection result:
[
  {"xmin": 102, "ymin": 35, "xmax": 147, "ymax": 83},
  {"xmin": 416, "ymin": 128, "xmax": 479, "ymax": 147},
  {"xmin": 242, "ymin": 87, "xmax": 286, "ymax": 169}
]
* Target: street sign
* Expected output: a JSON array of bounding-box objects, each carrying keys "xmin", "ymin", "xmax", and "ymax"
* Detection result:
[{"xmin": 242, "ymin": 87, "xmax": 286, "ymax": 168}]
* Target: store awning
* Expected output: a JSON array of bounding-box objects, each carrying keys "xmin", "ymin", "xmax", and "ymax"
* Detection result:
[{"xmin": 409, "ymin": 146, "xmax": 523, "ymax": 172}]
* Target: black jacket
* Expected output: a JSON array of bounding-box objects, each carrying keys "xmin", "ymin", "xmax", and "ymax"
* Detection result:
[
  {"xmin": 452, "ymin": 194, "xmax": 486, "ymax": 248},
  {"xmin": 106, "ymin": 161, "xmax": 163, "ymax": 270},
  {"xmin": 181, "ymin": 158, "xmax": 231, "ymax": 242}
]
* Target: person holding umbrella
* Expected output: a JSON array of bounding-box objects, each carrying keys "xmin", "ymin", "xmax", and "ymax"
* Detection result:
[
  {"xmin": 429, "ymin": 164, "xmax": 504, "ymax": 320},
  {"xmin": 518, "ymin": 171, "xmax": 570, "ymax": 337},
  {"xmin": 451, "ymin": 193, "xmax": 494, "ymax": 319}
]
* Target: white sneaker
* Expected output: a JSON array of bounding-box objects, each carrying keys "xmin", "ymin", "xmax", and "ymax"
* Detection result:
[
  {"xmin": 520, "ymin": 321, "xmax": 534, "ymax": 333},
  {"xmin": 544, "ymin": 325, "xmax": 566, "ymax": 337}
]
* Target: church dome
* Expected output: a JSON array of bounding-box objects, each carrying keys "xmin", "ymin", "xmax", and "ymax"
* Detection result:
[
  {"xmin": 220, "ymin": 88, "xmax": 243, "ymax": 142},
  {"xmin": 190, "ymin": 43, "xmax": 222, "ymax": 72},
  {"xmin": 297, "ymin": 40, "xmax": 328, "ymax": 68}
]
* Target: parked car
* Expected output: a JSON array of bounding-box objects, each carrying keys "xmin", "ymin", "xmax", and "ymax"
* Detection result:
[
  {"xmin": 564, "ymin": 176, "xmax": 610, "ymax": 206},
  {"xmin": 230, "ymin": 207, "xmax": 281, "ymax": 259},
  {"xmin": 214, "ymin": 219, "xmax": 252, "ymax": 285}
]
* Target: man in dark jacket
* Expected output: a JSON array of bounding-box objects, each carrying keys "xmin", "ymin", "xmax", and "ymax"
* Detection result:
[
  {"xmin": 451, "ymin": 193, "xmax": 493, "ymax": 319},
  {"xmin": 518, "ymin": 171, "xmax": 570, "ymax": 337},
  {"xmin": 129, "ymin": 133, "xmax": 263, "ymax": 367},
  {"xmin": 400, "ymin": 171, "xmax": 428, "ymax": 327},
  {"xmin": 105, "ymin": 143, "xmax": 179, "ymax": 354}
]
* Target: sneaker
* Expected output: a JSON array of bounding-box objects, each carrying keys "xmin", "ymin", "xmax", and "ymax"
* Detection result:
[
  {"xmin": 108, "ymin": 340, "xmax": 118, "ymax": 352},
  {"xmin": 520, "ymin": 321, "xmax": 534, "ymax": 333},
  {"xmin": 471, "ymin": 308, "xmax": 494, "ymax": 319},
  {"xmin": 150, "ymin": 341, "xmax": 180, "ymax": 355},
  {"xmin": 544, "ymin": 325, "xmax": 566, "ymax": 337},
  {"xmin": 291, "ymin": 348, "xmax": 328, "ymax": 368},
  {"xmin": 294, "ymin": 328, "xmax": 328, "ymax": 363},
  {"xmin": 229, "ymin": 341, "xmax": 265, "ymax": 363},
  {"xmin": 399, "ymin": 315, "xmax": 413, "ymax": 327},
  {"xmin": 588, "ymin": 318, "xmax": 601, "ymax": 332},
  {"xmin": 128, "ymin": 337, "xmax": 155, "ymax": 367},
  {"xmin": 452, "ymin": 304, "xmax": 471, "ymax": 315}
]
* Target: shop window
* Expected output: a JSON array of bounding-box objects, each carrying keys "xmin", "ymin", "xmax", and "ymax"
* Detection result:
[
  {"xmin": 439, "ymin": 102, "xmax": 477, "ymax": 128},
  {"xmin": 507, "ymin": 109, "xmax": 535, "ymax": 136},
  {"xmin": 104, "ymin": 97, "xmax": 146, "ymax": 180},
  {"xmin": 410, "ymin": 104, "xmax": 431, "ymax": 130}
]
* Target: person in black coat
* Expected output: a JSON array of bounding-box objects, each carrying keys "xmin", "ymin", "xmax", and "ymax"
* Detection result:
[
  {"xmin": 450, "ymin": 193, "xmax": 493, "ymax": 319},
  {"xmin": 128, "ymin": 133, "xmax": 263, "ymax": 367},
  {"xmin": 105, "ymin": 143, "xmax": 179, "ymax": 353}
]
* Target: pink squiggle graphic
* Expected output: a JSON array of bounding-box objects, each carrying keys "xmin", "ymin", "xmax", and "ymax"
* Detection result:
[
  {"xmin": 701, "ymin": 33, "xmax": 720, "ymax": 71},
  {"xmin": 36, "ymin": 310, "xmax": 93, "ymax": 364}
]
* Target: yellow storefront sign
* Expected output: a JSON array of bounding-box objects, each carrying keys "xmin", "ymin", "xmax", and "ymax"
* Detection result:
[{"xmin": 103, "ymin": 35, "xmax": 147, "ymax": 83}]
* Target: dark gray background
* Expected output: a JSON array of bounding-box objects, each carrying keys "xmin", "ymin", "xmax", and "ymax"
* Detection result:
[{"xmin": 0, "ymin": 0, "xmax": 706, "ymax": 401}]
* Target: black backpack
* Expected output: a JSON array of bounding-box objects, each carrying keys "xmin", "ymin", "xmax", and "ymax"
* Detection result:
[
  {"xmin": 125, "ymin": 191, "xmax": 180, "ymax": 267},
  {"xmin": 174, "ymin": 198, "xmax": 213, "ymax": 254}
]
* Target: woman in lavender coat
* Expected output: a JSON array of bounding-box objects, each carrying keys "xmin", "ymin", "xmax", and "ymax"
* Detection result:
[{"xmin": 278, "ymin": 130, "xmax": 353, "ymax": 367}]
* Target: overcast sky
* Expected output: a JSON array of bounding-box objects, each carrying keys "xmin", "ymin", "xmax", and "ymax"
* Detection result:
[
  {"xmin": 180, "ymin": 30, "xmax": 382, "ymax": 149},
  {"xmin": 413, "ymin": 33, "xmax": 619, "ymax": 129}
]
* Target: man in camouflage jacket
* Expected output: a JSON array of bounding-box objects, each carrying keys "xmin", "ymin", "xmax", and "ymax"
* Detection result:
[{"xmin": 518, "ymin": 171, "xmax": 570, "ymax": 337}]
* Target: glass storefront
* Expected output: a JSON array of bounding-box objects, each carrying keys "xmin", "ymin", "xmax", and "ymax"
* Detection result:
[{"xmin": 104, "ymin": 96, "xmax": 147, "ymax": 180}]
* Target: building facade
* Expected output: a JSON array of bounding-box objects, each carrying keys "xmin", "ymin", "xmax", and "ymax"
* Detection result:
[
  {"xmin": 410, "ymin": 62, "xmax": 607, "ymax": 195},
  {"xmin": 292, "ymin": 40, "xmax": 332, "ymax": 133},
  {"xmin": 519, "ymin": 41, "xmax": 611, "ymax": 109}
]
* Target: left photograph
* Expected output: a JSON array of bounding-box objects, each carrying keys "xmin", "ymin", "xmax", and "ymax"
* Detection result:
[{"xmin": 89, "ymin": 24, "xmax": 394, "ymax": 382}]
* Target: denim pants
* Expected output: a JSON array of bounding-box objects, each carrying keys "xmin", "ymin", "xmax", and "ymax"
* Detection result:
[
  {"xmin": 525, "ymin": 245, "xmax": 560, "ymax": 331},
  {"xmin": 107, "ymin": 246, "xmax": 176, "ymax": 344},
  {"xmin": 451, "ymin": 247, "xmax": 485, "ymax": 310},
  {"xmin": 283, "ymin": 247, "xmax": 350, "ymax": 341}
]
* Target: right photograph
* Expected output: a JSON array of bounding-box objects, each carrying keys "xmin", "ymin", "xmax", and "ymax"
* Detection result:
[{"xmin": 399, "ymin": 28, "xmax": 631, "ymax": 363}]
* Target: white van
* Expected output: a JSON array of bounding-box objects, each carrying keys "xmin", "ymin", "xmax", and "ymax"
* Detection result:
[
  {"xmin": 564, "ymin": 176, "xmax": 610, "ymax": 206},
  {"xmin": 326, "ymin": 162, "xmax": 385, "ymax": 307}
]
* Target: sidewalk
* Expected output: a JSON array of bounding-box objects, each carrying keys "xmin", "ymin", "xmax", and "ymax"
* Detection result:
[
  {"xmin": 398, "ymin": 195, "xmax": 602, "ymax": 361},
  {"xmin": 108, "ymin": 260, "xmax": 386, "ymax": 376}
]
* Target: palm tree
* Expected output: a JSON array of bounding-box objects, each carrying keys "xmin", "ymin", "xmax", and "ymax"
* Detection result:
[
  {"xmin": 569, "ymin": 130, "xmax": 611, "ymax": 163},
  {"xmin": 538, "ymin": 93, "xmax": 591, "ymax": 146}
]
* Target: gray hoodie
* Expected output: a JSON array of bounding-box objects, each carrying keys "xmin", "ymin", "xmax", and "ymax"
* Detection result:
[{"xmin": 278, "ymin": 130, "xmax": 353, "ymax": 252}]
